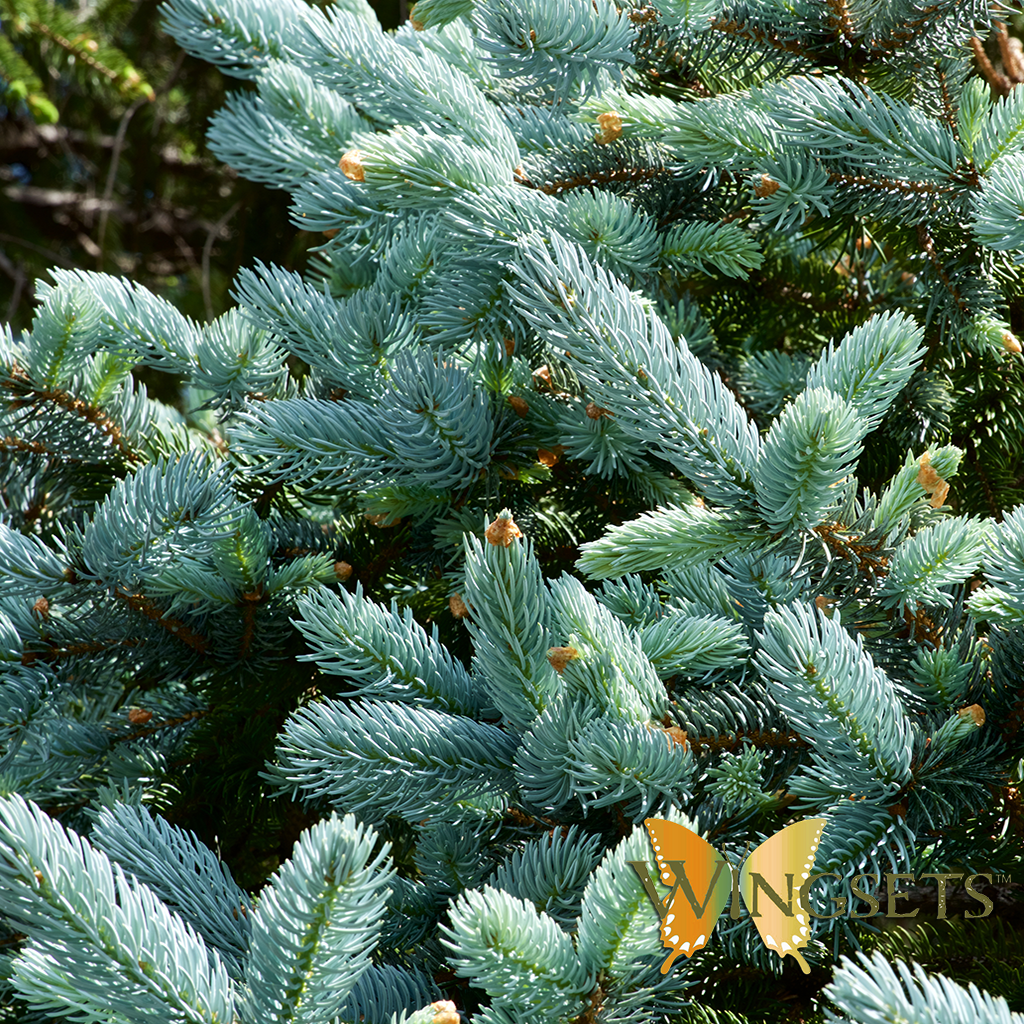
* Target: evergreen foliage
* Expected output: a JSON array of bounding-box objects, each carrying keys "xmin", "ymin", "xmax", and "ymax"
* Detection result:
[
  {"xmin": 0, "ymin": 0, "xmax": 312, "ymax": 336},
  {"xmin": 0, "ymin": 0, "xmax": 154, "ymax": 126},
  {"xmin": 0, "ymin": 0, "xmax": 1023, "ymax": 1022}
]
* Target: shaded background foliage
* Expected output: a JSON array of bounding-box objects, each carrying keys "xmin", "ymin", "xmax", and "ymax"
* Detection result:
[{"xmin": 0, "ymin": 0, "xmax": 406, "ymax": 337}]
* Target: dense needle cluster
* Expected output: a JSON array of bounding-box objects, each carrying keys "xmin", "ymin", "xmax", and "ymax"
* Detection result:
[{"xmin": 0, "ymin": 0, "xmax": 1023, "ymax": 1022}]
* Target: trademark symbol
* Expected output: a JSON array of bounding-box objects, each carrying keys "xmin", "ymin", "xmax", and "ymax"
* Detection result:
[{"xmin": 995, "ymin": 874, "xmax": 1012, "ymax": 884}]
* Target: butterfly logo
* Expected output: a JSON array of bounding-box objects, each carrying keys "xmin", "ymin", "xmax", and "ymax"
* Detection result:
[{"xmin": 629, "ymin": 817, "xmax": 827, "ymax": 974}]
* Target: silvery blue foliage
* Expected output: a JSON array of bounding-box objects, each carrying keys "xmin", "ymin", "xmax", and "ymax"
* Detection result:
[{"xmin": 1, "ymin": 0, "xmax": 1022, "ymax": 1020}]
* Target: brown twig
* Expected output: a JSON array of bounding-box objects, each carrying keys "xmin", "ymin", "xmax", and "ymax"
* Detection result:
[
  {"xmin": 22, "ymin": 636, "xmax": 141, "ymax": 665},
  {"xmin": 828, "ymin": 171, "xmax": 956, "ymax": 196},
  {"xmin": 2, "ymin": 366, "xmax": 141, "ymax": 463},
  {"xmin": 2, "ymin": 370, "xmax": 140, "ymax": 462},
  {"xmin": 0, "ymin": 436, "xmax": 52, "ymax": 456},
  {"xmin": 814, "ymin": 521, "xmax": 890, "ymax": 579},
  {"xmin": 917, "ymin": 223, "xmax": 969, "ymax": 314},
  {"xmin": 238, "ymin": 585, "xmax": 265, "ymax": 661},
  {"xmin": 995, "ymin": 21, "xmax": 1024, "ymax": 84},
  {"xmin": 118, "ymin": 708, "xmax": 207, "ymax": 744},
  {"xmin": 935, "ymin": 68, "xmax": 960, "ymax": 139},
  {"xmin": 710, "ymin": 16, "xmax": 810, "ymax": 59},
  {"xmin": 113, "ymin": 588, "xmax": 210, "ymax": 655},
  {"xmin": 971, "ymin": 35, "xmax": 1012, "ymax": 97},
  {"xmin": 826, "ymin": 0, "xmax": 856, "ymax": 46},
  {"xmin": 520, "ymin": 164, "xmax": 669, "ymax": 195}
]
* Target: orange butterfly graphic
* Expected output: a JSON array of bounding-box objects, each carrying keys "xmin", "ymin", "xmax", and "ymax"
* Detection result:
[{"xmin": 630, "ymin": 817, "xmax": 827, "ymax": 974}]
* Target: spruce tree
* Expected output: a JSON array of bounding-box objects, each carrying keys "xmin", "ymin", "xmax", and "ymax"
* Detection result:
[{"xmin": 1, "ymin": 0, "xmax": 1023, "ymax": 1022}]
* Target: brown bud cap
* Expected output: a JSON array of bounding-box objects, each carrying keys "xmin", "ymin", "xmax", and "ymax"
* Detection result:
[
  {"xmin": 663, "ymin": 725, "xmax": 688, "ymax": 749},
  {"xmin": 128, "ymin": 708, "xmax": 153, "ymax": 725},
  {"xmin": 929, "ymin": 480, "xmax": 950, "ymax": 508},
  {"xmin": 340, "ymin": 149, "xmax": 365, "ymax": 182},
  {"xmin": 449, "ymin": 593, "xmax": 469, "ymax": 619},
  {"xmin": 1003, "ymin": 330, "xmax": 1022, "ymax": 354},
  {"xmin": 917, "ymin": 451, "xmax": 940, "ymax": 490},
  {"xmin": 429, "ymin": 1002, "xmax": 460, "ymax": 1024},
  {"xmin": 410, "ymin": 17, "xmax": 424, "ymax": 29},
  {"xmin": 364, "ymin": 513, "xmax": 391, "ymax": 527},
  {"xmin": 814, "ymin": 594, "xmax": 835, "ymax": 616},
  {"xmin": 957, "ymin": 703, "xmax": 985, "ymax": 726},
  {"xmin": 485, "ymin": 510, "xmax": 522, "ymax": 546},
  {"xmin": 507, "ymin": 395, "xmax": 529, "ymax": 417},
  {"xmin": 917, "ymin": 452, "xmax": 950, "ymax": 508},
  {"xmin": 547, "ymin": 646, "xmax": 579, "ymax": 673},
  {"xmin": 334, "ymin": 561, "xmax": 353, "ymax": 581},
  {"xmin": 32, "ymin": 596, "xmax": 50, "ymax": 620},
  {"xmin": 595, "ymin": 111, "xmax": 623, "ymax": 144},
  {"xmin": 753, "ymin": 174, "xmax": 781, "ymax": 198},
  {"xmin": 323, "ymin": 228, "xmax": 339, "ymax": 240},
  {"xmin": 537, "ymin": 446, "xmax": 564, "ymax": 467},
  {"xmin": 585, "ymin": 402, "xmax": 613, "ymax": 420},
  {"xmin": 504, "ymin": 337, "xmax": 516, "ymax": 356},
  {"xmin": 34, "ymin": 870, "xmax": 44, "ymax": 884}
]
